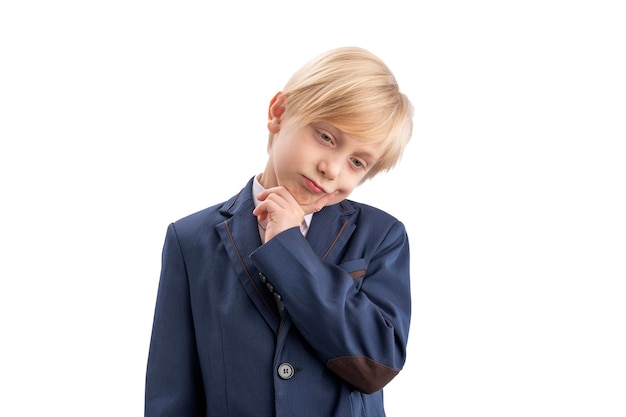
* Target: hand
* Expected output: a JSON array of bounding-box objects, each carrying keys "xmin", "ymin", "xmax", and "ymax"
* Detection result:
[{"xmin": 253, "ymin": 186, "xmax": 339, "ymax": 243}]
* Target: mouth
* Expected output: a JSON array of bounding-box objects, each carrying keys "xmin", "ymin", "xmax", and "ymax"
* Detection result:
[{"xmin": 303, "ymin": 176, "xmax": 326, "ymax": 194}]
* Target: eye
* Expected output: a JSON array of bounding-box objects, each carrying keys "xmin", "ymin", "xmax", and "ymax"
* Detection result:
[
  {"xmin": 319, "ymin": 132, "xmax": 334, "ymax": 144},
  {"xmin": 351, "ymin": 158, "xmax": 366, "ymax": 169}
]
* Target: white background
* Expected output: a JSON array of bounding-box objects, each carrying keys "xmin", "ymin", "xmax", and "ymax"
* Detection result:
[{"xmin": 1, "ymin": 1, "xmax": 625, "ymax": 416}]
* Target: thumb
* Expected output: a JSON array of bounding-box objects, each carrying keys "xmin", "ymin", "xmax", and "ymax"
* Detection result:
[{"xmin": 300, "ymin": 191, "xmax": 340, "ymax": 214}]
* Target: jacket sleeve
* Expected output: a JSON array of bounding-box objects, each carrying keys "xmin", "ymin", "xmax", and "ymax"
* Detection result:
[
  {"xmin": 250, "ymin": 220, "xmax": 411, "ymax": 394},
  {"xmin": 145, "ymin": 223, "xmax": 204, "ymax": 417}
]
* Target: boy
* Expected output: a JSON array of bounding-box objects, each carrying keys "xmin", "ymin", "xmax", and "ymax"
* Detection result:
[{"xmin": 145, "ymin": 46, "xmax": 413, "ymax": 417}]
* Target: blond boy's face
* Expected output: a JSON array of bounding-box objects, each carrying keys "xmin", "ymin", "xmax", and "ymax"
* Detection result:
[{"xmin": 263, "ymin": 116, "xmax": 380, "ymax": 207}]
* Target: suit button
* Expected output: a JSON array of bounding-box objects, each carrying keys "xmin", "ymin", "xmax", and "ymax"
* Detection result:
[{"xmin": 277, "ymin": 363, "xmax": 294, "ymax": 380}]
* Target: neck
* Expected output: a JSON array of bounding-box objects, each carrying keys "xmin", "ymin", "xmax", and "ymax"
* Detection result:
[{"xmin": 259, "ymin": 163, "xmax": 278, "ymax": 189}]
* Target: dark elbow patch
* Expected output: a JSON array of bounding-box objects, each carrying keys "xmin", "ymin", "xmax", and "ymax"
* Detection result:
[{"xmin": 327, "ymin": 356, "xmax": 399, "ymax": 394}]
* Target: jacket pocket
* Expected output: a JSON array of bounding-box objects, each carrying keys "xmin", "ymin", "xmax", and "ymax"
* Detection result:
[{"xmin": 338, "ymin": 258, "xmax": 368, "ymax": 280}]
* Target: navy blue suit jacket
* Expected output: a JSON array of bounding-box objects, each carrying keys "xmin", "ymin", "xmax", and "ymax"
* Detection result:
[{"xmin": 145, "ymin": 177, "xmax": 411, "ymax": 417}]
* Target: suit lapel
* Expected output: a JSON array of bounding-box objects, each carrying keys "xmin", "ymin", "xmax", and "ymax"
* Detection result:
[
  {"xmin": 306, "ymin": 200, "xmax": 357, "ymax": 262},
  {"xmin": 216, "ymin": 180, "xmax": 282, "ymax": 334}
]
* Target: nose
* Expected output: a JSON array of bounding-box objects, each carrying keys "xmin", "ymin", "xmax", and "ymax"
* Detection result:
[{"xmin": 317, "ymin": 157, "xmax": 340, "ymax": 180}]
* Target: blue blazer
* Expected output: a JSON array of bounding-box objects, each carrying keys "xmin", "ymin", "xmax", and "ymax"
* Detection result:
[{"xmin": 145, "ymin": 177, "xmax": 411, "ymax": 417}]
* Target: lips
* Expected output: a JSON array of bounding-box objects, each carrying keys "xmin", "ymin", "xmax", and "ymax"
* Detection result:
[{"xmin": 304, "ymin": 176, "xmax": 326, "ymax": 194}]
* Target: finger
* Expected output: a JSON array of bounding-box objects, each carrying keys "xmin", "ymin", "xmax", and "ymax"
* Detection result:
[
  {"xmin": 257, "ymin": 187, "xmax": 299, "ymax": 211},
  {"xmin": 301, "ymin": 191, "xmax": 340, "ymax": 214},
  {"xmin": 252, "ymin": 208, "xmax": 268, "ymax": 222},
  {"xmin": 253, "ymin": 193, "xmax": 291, "ymax": 218},
  {"xmin": 256, "ymin": 186, "xmax": 290, "ymax": 202}
]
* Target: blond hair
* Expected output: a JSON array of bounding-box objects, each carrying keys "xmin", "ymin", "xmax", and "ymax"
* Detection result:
[{"xmin": 271, "ymin": 46, "xmax": 413, "ymax": 180}]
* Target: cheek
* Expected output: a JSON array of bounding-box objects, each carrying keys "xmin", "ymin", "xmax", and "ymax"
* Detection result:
[
  {"xmin": 277, "ymin": 142, "xmax": 306, "ymax": 167},
  {"xmin": 334, "ymin": 172, "xmax": 371, "ymax": 202},
  {"xmin": 331, "ymin": 186, "xmax": 357, "ymax": 205}
]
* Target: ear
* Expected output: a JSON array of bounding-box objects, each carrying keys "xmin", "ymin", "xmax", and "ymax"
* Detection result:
[{"xmin": 267, "ymin": 92, "xmax": 285, "ymax": 134}]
